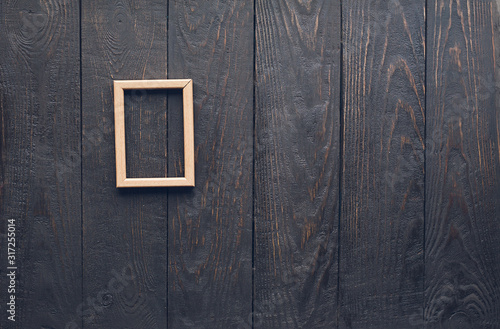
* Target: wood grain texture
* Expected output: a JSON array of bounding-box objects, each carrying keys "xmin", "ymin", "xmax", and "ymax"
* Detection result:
[
  {"xmin": 123, "ymin": 89, "xmax": 168, "ymax": 179},
  {"xmin": 81, "ymin": 1, "xmax": 168, "ymax": 328},
  {"xmin": 340, "ymin": 1, "xmax": 426, "ymax": 328},
  {"xmin": 2, "ymin": 2, "xmax": 500, "ymax": 328},
  {"xmin": 425, "ymin": 0, "xmax": 500, "ymax": 327},
  {"xmin": 254, "ymin": 0, "xmax": 341, "ymax": 327},
  {"xmin": 167, "ymin": 0, "xmax": 254, "ymax": 327},
  {"xmin": 0, "ymin": 0, "xmax": 81, "ymax": 328}
]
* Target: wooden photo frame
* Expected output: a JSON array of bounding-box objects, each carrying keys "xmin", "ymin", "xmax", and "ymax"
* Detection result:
[{"xmin": 113, "ymin": 79, "xmax": 195, "ymax": 188}]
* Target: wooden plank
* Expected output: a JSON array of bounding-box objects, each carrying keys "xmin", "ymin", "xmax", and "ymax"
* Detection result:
[
  {"xmin": 81, "ymin": 1, "xmax": 168, "ymax": 328},
  {"xmin": 122, "ymin": 87, "xmax": 169, "ymax": 180},
  {"xmin": 425, "ymin": 0, "xmax": 500, "ymax": 326},
  {"xmin": 0, "ymin": 1, "xmax": 81, "ymax": 328},
  {"xmin": 340, "ymin": 0, "xmax": 426, "ymax": 327},
  {"xmin": 254, "ymin": 0, "xmax": 341, "ymax": 327},
  {"xmin": 166, "ymin": 1, "xmax": 254, "ymax": 327}
]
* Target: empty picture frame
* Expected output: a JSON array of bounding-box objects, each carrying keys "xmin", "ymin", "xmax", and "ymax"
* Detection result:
[{"xmin": 113, "ymin": 79, "xmax": 195, "ymax": 188}]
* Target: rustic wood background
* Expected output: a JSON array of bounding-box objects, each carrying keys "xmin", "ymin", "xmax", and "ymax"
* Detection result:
[{"xmin": 1, "ymin": 0, "xmax": 500, "ymax": 328}]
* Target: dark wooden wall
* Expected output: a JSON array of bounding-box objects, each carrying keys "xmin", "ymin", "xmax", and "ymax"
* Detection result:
[{"xmin": 1, "ymin": 1, "xmax": 499, "ymax": 328}]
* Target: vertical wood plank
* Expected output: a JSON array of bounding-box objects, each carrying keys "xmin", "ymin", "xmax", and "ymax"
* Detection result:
[
  {"xmin": 425, "ymin": 0, "xmax": 500, "ymax": 326},
  {"xmin": 124, "ymin": 88, "xmax": 168, "ymax": 179},
  {"xmin": 254, "ymin": 0, "xmax": 341, "ymax": 327},
  {"xmin": 167, "ymin": 1, "xmax": 254, "ymax": 327},
  {"xmin": 81, "ymin": 1, "xmax": 168, "ymax": 328},
  {"xmin": 340, "ymin": 0, "xmax": 426, "ymax": 327},
  {"xmin": 0, "ymin": 0, "xmax": 81, "ymax": 328}
]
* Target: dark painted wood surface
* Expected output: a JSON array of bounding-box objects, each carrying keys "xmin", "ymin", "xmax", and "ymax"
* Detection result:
[
  {"xmin": 340, "ymin": 1, "xmax": 426, "ymax": 328},
  {"xmin": 1, "ymin": 1, "xmax": 500, "ymax": 328},
  {"xmin": 166, "ymin": 1, "xmax": 254, "ymax": 327},
  {"xmin": 254, "ymin": 0, "xmax": 341, "ymax": 327},
  {"xmin": 0, "ymin": 1, "xmax": 82, "ymax": 328},
  {"xmin": 81, "ymin": 1, "xmax": 168, "ymax": 328},
  {"xmin": 425, "ymin": 0, "xmax": 500, "ymax": 327}
]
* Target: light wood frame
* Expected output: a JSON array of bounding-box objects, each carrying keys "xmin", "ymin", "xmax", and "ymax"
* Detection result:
[{"xmin": 113, "ymin": 79, "xmax": 195, "ymax": 188}]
